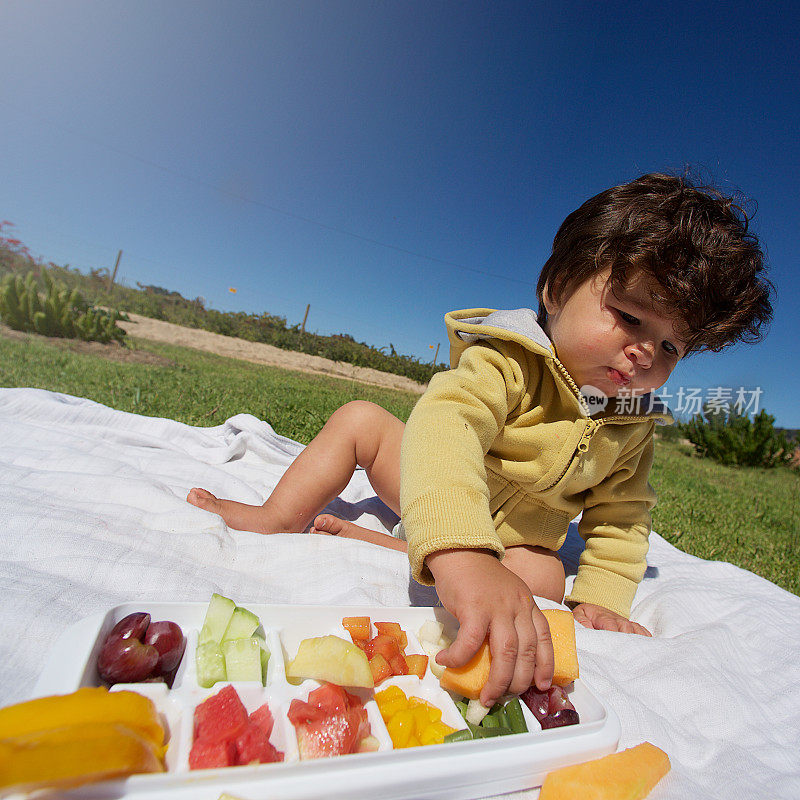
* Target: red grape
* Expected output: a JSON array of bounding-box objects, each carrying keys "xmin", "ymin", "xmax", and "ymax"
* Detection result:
[
  {"xmin": 108, "ymin": 612, "xmax": 151, "ymax": 641},
  {"xmin": 98, "ymin": 636, "xmax": 159, "ymax": 683},
  {"xmin": 540, "ymin": 709, "xmax": 580, "ymax": 729},
  {"xmin": 145, "ymin": 621, "xmax": 186, "ymax": 674},
  {"xmin": 96, "ymin": 612, "xmax": 185, "ymax": 686},
  {"xmin": 520, "ymin": 685, "xmax": 580, "ymax": 729}
]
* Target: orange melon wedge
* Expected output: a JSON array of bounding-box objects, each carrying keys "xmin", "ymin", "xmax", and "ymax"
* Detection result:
[
  {"xmin": 439, "ymin": 639, "xmax": 491, "ymax": 700},
  {"xmin": 542, "ymin": 609, "xmax": 579, "ymax": 687},
  {"xmin": 538, "ymin": 741, "xmax": 670, "ymax": 800}
]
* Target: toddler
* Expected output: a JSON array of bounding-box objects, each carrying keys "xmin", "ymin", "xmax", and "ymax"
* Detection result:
[{"xmin": 188, "ymin": 172, "xmax": 772, "ymax": 706}]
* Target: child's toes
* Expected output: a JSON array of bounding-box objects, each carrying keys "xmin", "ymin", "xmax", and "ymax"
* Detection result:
[
  {"xmin": 310, "ymin": 514, "xmax": 344, "ymax": 536},
  {"xmin": 186, "ymin": 487, "xmax": 218, "ymax": 509}
]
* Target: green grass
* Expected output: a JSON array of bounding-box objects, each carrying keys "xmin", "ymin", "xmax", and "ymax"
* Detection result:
[
  {"xmin": 0, "ymin": 331, "xmax": 418, "ymax": 442},
  {"xmin": 2, "ymin": 329, "xmax": 798, "ymax": 596},
  {"xmin": 650, "ymin": 438, "xmax": 799, "ymax": 596}
]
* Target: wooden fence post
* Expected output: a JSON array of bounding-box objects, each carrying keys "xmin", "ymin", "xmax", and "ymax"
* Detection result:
[
  {"xmin": 300, "ymin": 303, "xmax": 310, "ymax": 334},
  {"xmin": 107, "ymin": 250, "xmax": 122, "ymax": 292}
]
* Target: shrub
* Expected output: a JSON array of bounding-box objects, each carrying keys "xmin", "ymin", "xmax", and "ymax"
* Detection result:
[
  {"xmin": 0, "ymin": 224, "xmax": 447, "ymax": 383},
  {"xmin": 680, "ymin": 404, "xmax": 792, "ymax": 468},
  {"xmin": 0, "ymin": 269, "xmax": 127, "ymax": 344}
]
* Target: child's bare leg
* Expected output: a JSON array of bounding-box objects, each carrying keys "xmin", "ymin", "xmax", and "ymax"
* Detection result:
[
  {"xmin": 311, "ymin": 514, "xmax": 408, "ymax": 552},
  {"xmin": 502, "ymin": 545, "xmax": 566, "ymax": 604},
  {"xmin": 187, "ymin": 401, "xmax": 404, "ymax": 534}
]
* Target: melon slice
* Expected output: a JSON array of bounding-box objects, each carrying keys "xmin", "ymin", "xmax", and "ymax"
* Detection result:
[
  {"xmin": 542, "ymin": 609, "xmax": 579, "ymax": 686},
  {"xmin": 285, "ymin": 635, "xmax": 374, "ymax": 688},
  {"xmin": 538, "ymin": 741, "xmax": 670, "ymax": 800},
  {"xmin": 439, "ymin": 639, "xmax": 491, "ymax": 700}
]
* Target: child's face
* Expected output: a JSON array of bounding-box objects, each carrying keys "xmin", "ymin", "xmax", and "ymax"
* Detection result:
[{"xmin": 543, "ymin": 267, "xmax": 687, "ymax": 400}]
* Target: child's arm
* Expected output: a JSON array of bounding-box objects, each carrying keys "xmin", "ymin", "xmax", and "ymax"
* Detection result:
[
  {"xmin": 567, "ymin": 426, "xmax": 657, "ymax": 628},
  {"xmin": 400, "ymin": 341, "xmax": 554, "ymax": 703},
  {"xmin": 426, "ymin": 548, "xmax": 554, "ymax": 707}
]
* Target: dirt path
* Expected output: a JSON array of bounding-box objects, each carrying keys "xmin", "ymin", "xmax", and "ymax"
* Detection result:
[{"xmin": 119, "ymin": 313, "xmax": 427, "ymax": 394}]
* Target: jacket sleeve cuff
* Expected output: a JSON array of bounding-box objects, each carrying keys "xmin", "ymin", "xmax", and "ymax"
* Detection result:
[
  {"xmin": 403, "ymin": 487, "xmax": 504, "ymax": 585},
  {"xmin": 565, "ymin": 565, "xmax": 640, "ymax": 619}
]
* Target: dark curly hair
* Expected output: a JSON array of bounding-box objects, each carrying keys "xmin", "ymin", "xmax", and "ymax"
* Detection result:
[{"xmin": 536, "ymin": 172, "xmax": 773, "ymax": 355}]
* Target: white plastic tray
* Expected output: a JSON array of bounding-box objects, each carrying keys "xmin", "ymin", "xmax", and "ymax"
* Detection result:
[{"xmin": 30, "ymin": 601, "xmax": 620, "ymax": 800}]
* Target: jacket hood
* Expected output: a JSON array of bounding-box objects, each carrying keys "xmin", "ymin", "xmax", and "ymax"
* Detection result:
[{"xmin": 445, "ymin": 308, "xmax": 673, "ymax": 423}]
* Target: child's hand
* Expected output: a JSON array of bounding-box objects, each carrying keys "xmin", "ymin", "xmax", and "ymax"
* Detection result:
[
  {"xmin": 425, "ymin": 548, "xmax": 554, "ymax": 707},
  {"xmin": 572, "ymin": 602, "xmax": 652, "ymax": 636}
]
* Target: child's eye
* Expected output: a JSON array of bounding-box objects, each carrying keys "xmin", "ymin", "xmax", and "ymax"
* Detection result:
[
  {"xmin": 615, "ymin": 309, "xmax": 640, "ymax": 325},
  {"xmin": 662, "ymin": 341, "xmax": 679, "ymax": 356}
]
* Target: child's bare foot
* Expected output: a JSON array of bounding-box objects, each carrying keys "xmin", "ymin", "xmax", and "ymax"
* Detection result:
[
  {"xmin": 311, "ymin": 514, "xmax": 408, "ymax": 552},
  {"xmin": 186, "ymin": 487, "xmax": 272, "ymax": 534}
]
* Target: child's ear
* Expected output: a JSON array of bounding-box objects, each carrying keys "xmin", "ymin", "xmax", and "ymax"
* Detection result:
[{"xmin": 541, "ymin": 282, "xmax": 559, "ymax": 315}]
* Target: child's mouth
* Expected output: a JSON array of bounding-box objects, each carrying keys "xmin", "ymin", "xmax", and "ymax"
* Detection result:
[{"xmin": 607, "ymin": 368, "xmax": 631, "ymax": 387}]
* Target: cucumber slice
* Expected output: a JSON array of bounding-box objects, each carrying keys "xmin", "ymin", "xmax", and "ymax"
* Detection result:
[
  {"xmin": 465, "ymin": 698, "xmax": 491, "ymax": 726},
  {"xmin": 221, "ymin": 606, "xmax": 260, "ymax": 642},
  {"xmin": 253, "ymin": 634, "xmax": 270, "ymax": 684},
  {"xmin": 198, "ymin": 593, "xmax": 236, "ymax": 645},
  {"xmin": 196, "ymin": 641, "xmax": 226, "ymax": 688},
  {"xmin": 222, "ymin": 637, "xmax": 262, "ymax": 682}
]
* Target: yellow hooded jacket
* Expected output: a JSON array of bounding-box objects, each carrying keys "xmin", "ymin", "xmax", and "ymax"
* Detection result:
[{"xmin": 400, "ymin": 308, "xmax": 673, "ymax": 618}]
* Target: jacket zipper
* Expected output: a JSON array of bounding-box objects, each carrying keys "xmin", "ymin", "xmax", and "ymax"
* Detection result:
[
  {"xmin": 542, "ymin": 415, "xmax": 656, "ymax": 491},
  {"xmin": 540, "ymin": 355, "xmax": 663, "ymax": 490}
]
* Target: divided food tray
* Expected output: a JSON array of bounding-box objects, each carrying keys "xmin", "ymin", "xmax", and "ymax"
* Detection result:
[{"xmin": 31, "ymin": 602, "xmax": 620, "ymax": 800}]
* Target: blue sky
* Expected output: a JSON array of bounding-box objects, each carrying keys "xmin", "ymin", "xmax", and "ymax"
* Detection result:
[{"xmin": 2, "ymin": 1, "xmax": 799, "ymax": 427}]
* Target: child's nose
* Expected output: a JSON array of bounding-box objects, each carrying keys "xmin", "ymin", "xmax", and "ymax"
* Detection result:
[{"xmin": 625, "ymin": 339, "xmax": 654, "ymax": 368}]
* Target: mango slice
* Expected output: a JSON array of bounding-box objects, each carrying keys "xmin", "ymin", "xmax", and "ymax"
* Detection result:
[
  {"xmin": 0, "ymin": 687, "xmax": 165, "ymax": 750},
  {"xmin": 542, "ymin": 609, "xmax": 580, "ymax": 686},
  {"xmin": 0, "ymin": 721, "xmax": 164, "ymax": 793},
  {"xmin": 538, "ymin": 741, "xmax": 671, "ymax": 800}
]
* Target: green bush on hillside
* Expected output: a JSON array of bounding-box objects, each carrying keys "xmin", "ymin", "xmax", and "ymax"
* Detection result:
[
  {"xmin": 0, "ymin": 224, "xmax": 446, "ymax": 382},
  {"xmin": 680, "ymin": 404, "xmax": 793, "ymax": 468},
  {"xmin": 0, "ymin": 270, "xmax": 126, "ymax": 344}
]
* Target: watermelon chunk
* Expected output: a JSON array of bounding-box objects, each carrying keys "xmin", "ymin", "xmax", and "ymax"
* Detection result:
[
  {"xmin": 194, "ymin": 684, "xmax": 249, "ymax": 743},
  {"xmin": 249, "ymin": 704, "xmax": 275, "ymax": 738},
  {"xmin": 290, "ymin": 683, "xmax": 372, "ymax": 760},
  {"xmin": 296, "ymin": 713, "xmax": 357, "ymax": 760},
  {"xmin": 190, "ymin": 686, "xmax": 284, "ymax": 771},
  {"xmin": 189, "ymin": 737, "xmax": 236, "ymax": 770},
  {"xmin": 234, "ymin": 720, "xmax": 284, "ymax": 765}
]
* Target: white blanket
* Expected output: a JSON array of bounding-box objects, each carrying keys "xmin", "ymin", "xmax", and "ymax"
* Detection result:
[{"xmin": 0, "ymin": 388, "xmax": 797, "ymax": 799}]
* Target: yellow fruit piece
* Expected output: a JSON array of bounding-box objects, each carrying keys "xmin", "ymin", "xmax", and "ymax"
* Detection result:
[
  {"xmin": 411, "ymin": 705, "xmax": 430, "ymax": 738},
  {"xmin": 285, "ymin": 635, "xmax": 374, "ymax": 688},
  {"xmin": 419, "ymin": 720, "xmax": 455, "ymax": 746},
  {"xmin": 0, "ymin": 721, "xmax": 164, "ymax": 793},
  {"xmin": 538, "ymin": 742, "xmax": 670, "ymax": 800},
  {"xmin": 542, "ymin": 609, "xmax": 580, "ymax": 687},
  {"xmin": 375, "ymin": 685, "xmax": 407, "ymax": 719},
  {"xmin": 0, "ymin": 687, "xmax": 164, "ymax": 750},
  {"xmin": 386, "ymin": 709, "xmax": 414, "ymax": 748},
  {"xmin": 407, "ymin": 735, "xmax": 421, "ymax": 748}
]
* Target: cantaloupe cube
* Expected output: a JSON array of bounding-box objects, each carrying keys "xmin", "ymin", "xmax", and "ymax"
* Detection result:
[
  {"xmin": 538, "ymin": 742, "xmax": 670, "ymax": 800},
  {"xmin": 542, "ymin": 609, "xmax": 579, "ymax": 687},
  {"xmin": 439, "ymin": 639, "xmax": 491, "ymax": 700}
]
